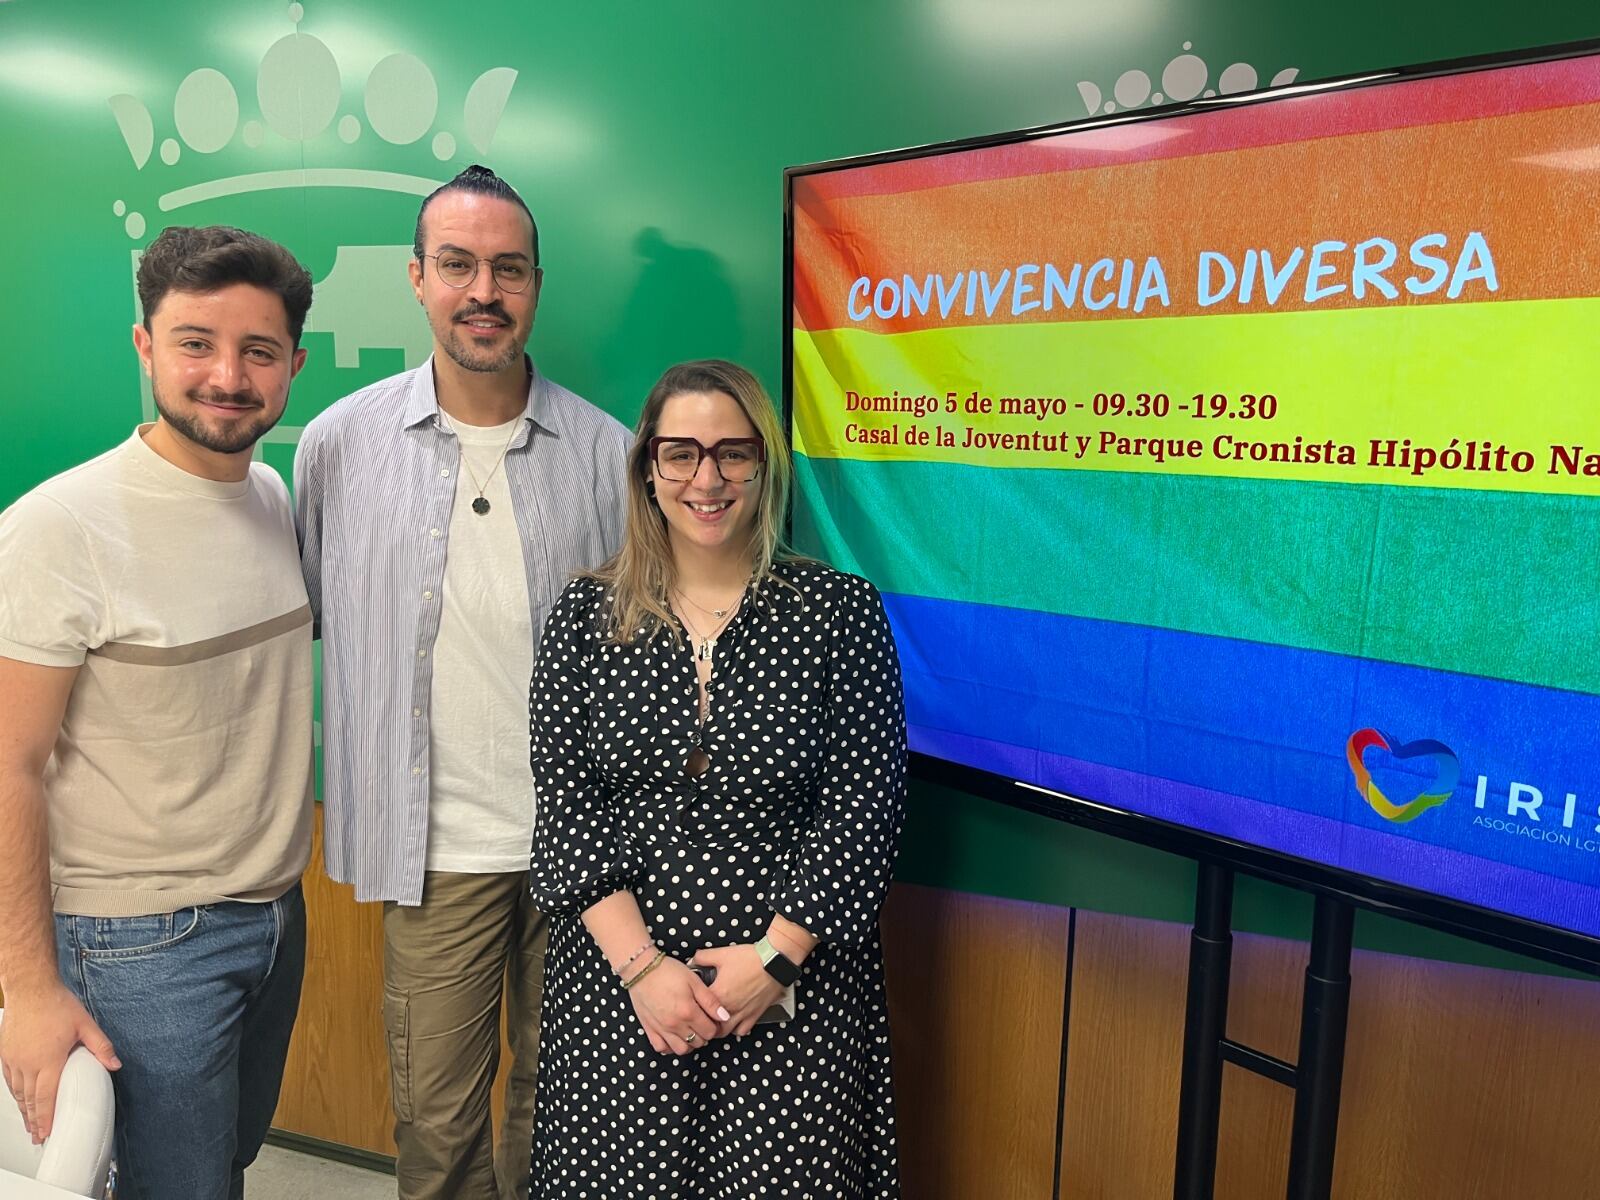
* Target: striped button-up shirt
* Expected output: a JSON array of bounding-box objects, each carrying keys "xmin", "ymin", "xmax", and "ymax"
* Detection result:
[{"xmin": 294, "ymin": 357, "xmax": 631, "ymax": 904}]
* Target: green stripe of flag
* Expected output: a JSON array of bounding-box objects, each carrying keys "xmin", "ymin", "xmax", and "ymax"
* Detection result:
[{"xmin": 794, "ymin": 454, "xmax": 1600, "ymax": 696}]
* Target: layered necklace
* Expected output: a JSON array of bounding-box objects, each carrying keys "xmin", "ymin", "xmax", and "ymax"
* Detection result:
[
  {"xmin": 675, "ymin": 585, "xmax": 745, "ymax": 664},
  {"xmin": 676, "ymin": 582, "xmax": 750, "ymax": 778}
]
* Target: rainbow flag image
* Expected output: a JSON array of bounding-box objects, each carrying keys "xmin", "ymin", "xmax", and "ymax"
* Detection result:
[{"xmin": 789, "ymin": 54, "xmax": 1600, "ymax": 939}]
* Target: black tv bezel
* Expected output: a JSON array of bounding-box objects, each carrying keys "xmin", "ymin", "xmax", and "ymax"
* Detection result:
[{"xmin": 781, "ymin": 37, "xmax": 1600, "ymax": 976}]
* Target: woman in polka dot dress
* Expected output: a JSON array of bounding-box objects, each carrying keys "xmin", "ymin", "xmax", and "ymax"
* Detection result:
[{"xmin": 528, "ymin": 359, "xmax": 906, "ymax": 1198}]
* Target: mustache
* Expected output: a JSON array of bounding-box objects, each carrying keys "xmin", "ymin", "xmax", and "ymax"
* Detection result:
[
  {"xmin": 187, "ymin": 386, "xmax": 264, "ymax": 409},
  {"xmin": 453, "ymin": 300, "xmax": 512, "ymax": 324}
]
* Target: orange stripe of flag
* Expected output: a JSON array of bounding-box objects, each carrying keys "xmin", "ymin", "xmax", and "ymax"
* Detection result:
[{"xmin": 793, "ymin": 102, "xmax": 1600, "ymax": 333}]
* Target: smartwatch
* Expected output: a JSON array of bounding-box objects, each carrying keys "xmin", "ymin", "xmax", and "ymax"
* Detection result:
[{"xmin": 755, "ymin": 935, "xmax": 801, "ymax": 987}]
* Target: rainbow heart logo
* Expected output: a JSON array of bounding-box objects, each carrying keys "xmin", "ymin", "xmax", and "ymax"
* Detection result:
[{"xmin": 1346, "ymin": 728, "xmax": 1458, "ymax": 823}]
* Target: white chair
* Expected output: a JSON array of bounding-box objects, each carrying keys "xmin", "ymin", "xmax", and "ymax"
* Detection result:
[{"xmin": 0, "ymin": 1009, "xmax": 116, "ymax": 1198}]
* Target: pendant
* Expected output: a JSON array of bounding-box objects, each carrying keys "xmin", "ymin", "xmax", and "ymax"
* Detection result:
[
  {"xmin": 696, "ymin": 638, "xmax": 715, "ymax": 663},
  {"xmin": 471, "ymin": 496, "xmax": 491, "ymax": 515}
]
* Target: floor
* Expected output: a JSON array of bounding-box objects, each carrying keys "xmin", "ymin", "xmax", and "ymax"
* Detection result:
[{"xmin": 246, "ymin": 1144, "xmax": 395, "ymax": 1200}]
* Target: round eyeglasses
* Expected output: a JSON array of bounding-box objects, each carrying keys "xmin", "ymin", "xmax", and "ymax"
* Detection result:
[
  {"xmin": 650, "ymin": 436, "xmax": 766, "ymax": 483},
  {"xmin": 420, "ymin": 252, "xmax": 537, "ymax": 294}
]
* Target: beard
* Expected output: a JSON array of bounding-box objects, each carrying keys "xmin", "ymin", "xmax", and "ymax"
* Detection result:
[
  {"xmin": 152, "ymin": 380, "xmax": 281, "ymax": 456},
  {"xmin": 435, "ymin": 299, "xmax": 526, "ymax": 375}
]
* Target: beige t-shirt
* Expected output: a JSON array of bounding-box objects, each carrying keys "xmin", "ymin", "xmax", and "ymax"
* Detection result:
[
  {"xmin": 0, "ymin": 427, "xmax": 314, "ymax": 917},
  {"xmin": 425, "ymin": 415, "xmax": 536, "ymax": 873}
]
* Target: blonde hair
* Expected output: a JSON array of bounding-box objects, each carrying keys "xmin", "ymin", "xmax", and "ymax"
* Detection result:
[{"xmin": 592, "ymin": 360, "xmax": 798, "ymax": 643}]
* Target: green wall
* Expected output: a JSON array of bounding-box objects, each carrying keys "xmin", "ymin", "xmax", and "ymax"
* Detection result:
[{"xmin": 3, "ymin": 1, "xmax": 1596, "ymax": 972}]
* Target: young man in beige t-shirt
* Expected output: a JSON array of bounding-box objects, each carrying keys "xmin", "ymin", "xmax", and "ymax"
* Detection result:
[{"xmin": 0, "ymin": 225, "xmax": 315, "ymax": 1200}]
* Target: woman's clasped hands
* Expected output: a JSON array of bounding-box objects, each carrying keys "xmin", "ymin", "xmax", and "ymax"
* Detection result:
[
  {"xmin": 691, "ymin": 943, "xmax": 788, "ymax": 1038},
  {"xmin": 624, "ymin": 942, "xmax": 789, "ymax": 1053},
  {"xmin": 625, "ymin": 953, "xmax": 726, "ymax": 1056}
]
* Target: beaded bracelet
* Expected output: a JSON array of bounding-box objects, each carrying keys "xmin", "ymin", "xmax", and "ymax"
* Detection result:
[
  {"xmin": 612, "ymin": 939, "xmax": 656, "ymax": 978},
  {"xmin": 620, "ymin": 948, "xmax": 666, "ymax": 991}
]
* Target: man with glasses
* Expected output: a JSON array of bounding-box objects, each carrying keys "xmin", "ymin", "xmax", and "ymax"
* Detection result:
[{"xmin": 294, "ymin": 165, "xmax": 629, "ymax": 1200}]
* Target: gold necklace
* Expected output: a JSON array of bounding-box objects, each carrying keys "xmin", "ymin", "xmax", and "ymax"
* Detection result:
[
  {"xmin": 676, "ymin": 584, "xmax": 746, "ymax": 622},
  {"xmin": 676, "ymin": 592, "xmax": 743, "ymax": 664}
]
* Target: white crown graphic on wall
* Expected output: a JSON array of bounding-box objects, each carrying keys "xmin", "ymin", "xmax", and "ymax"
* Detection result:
[
  {"xmin": 104, "ymin": 1, "xmax": 518, "ymax": 240},
  {"xmin": 1077, "ymin": 41, "xmax": 1300, "ymax": 116}
]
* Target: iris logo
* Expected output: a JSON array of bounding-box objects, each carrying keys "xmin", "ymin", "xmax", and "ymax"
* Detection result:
[{"xmin": 1346, "ymin": 728, "xmax": 1459, "ymax": 823}]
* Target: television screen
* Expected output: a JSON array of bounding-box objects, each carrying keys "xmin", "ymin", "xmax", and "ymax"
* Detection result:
[{"xmin": 786, "ymin": 46, "xmax": 1600, "ymax": 953}]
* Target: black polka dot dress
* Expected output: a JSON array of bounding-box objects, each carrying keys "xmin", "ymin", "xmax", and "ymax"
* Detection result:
[{"xmin": 528, "ymin": 561, "xmax": 907, "ymax": 1198}]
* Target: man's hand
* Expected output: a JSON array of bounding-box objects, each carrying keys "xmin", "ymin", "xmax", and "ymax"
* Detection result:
[
  {"xmin": 0, "ymin": 982, "xmax": 119, "ymax": 1143},
  {"xmin": 0, "ymin": 642, "xmax": 103, "ymax": 1143}
]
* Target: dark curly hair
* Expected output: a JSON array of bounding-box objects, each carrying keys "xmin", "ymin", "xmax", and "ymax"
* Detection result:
[{"xmin": 136, "ymin": 225, "xmax": 314, "ymax": 346}]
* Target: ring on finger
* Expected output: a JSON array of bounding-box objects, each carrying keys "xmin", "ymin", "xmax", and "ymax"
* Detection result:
[{"xmin": 685, "ymin": 1031, "xmax": 699, "ymax": 1045}]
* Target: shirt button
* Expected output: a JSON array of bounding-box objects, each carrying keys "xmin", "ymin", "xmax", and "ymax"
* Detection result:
[
  {"xmin": 423, "ymin": 589, "xmax": 434, "ymax": 600},
  {"xmin": 412, "ymin": 707, "xmax": 422, "ymax": 717},
  {"xmin": 440, "ymin": 468, "xmax": 450, "ymax": 477},
  {"xmin": 412, "ymin": 766, "xmax": 422, "ymax": 776},
  {"xmin": 430, "ymin": 528, "xmax": 441, "ymax": 538},
  {"xmin": 418, "ymin": 649, "xmax": 427, "ymax": 658}
]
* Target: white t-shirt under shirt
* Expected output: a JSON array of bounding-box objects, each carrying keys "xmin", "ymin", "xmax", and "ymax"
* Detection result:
[{"xmin": 425, "ymin": 414, "xmax": 537, "ymax": 873}]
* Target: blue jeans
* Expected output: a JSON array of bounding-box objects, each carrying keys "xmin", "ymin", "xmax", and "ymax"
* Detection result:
[{"xmin": 54, "ymin": 885, "xmax": 306, "ymax": 1200}]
